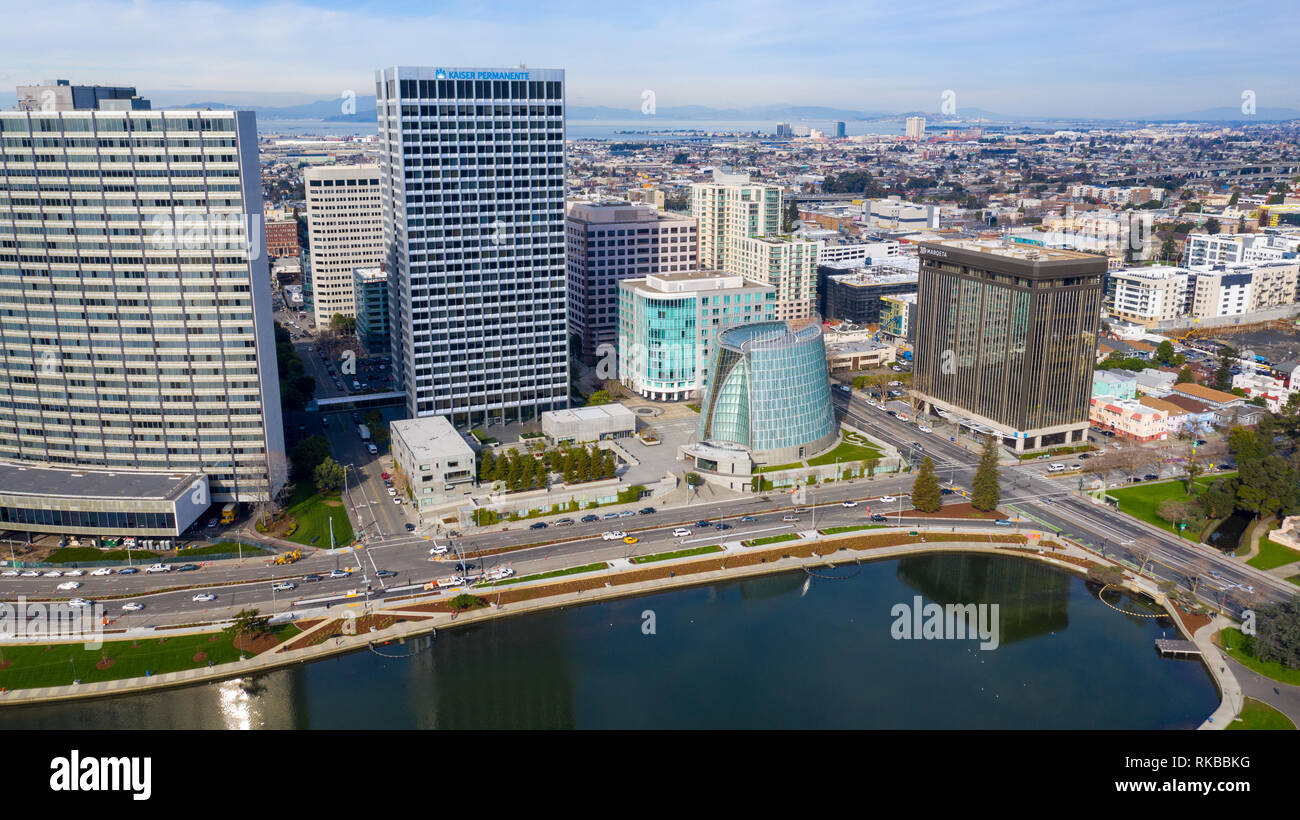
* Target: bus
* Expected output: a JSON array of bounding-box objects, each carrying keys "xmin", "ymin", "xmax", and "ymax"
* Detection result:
[{"xmin": 220, "ymin": 503, "xmax": 237, "ymax": 525}]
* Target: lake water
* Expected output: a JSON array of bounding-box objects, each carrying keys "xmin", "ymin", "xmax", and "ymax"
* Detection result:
[{"xmin": 0, "ymin": 554, "xmax": 1218, "ymax": 729}]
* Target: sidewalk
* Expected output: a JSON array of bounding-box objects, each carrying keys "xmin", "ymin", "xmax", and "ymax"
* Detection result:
[{"xmin": 1192, "ymin": 615, "xmax": 1244, "ymax": 730}]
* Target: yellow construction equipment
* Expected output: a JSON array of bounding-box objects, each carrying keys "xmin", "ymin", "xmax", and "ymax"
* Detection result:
[{"xmin": 273, "ymin": 549, "xmax": 302, "ymax": 565}]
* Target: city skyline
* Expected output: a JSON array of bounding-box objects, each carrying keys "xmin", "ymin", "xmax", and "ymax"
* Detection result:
[{"xmin": 0, "ymin": 0, "xmax": 1298, "ymax": 119}]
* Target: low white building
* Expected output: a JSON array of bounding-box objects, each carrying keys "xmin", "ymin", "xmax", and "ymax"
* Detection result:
[
  {"xmin": 541, "ymin": 404, "xmax": 637, "ymax": 446},
  {"xmin": 389, "ymin": 416, "xmax": 478, "ymax": 511}
]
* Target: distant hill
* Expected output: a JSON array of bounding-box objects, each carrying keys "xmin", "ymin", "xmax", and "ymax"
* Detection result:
[
  {"xmin": 1147, "ymin": 106, "xmax": 1300, "ymax": 122},
  {"xmin": 184, "ymin": 96, "xmax": 378, "ymax": 121}
]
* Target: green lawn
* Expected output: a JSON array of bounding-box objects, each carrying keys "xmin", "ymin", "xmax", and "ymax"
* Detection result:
[
  {"xmin": 177, "ymin": 542, "xmax": 272, "ymax": 558},
  {"xmin": 0, "ymin": 625, "xmax": 300, "ymax": 691},
  {"xmin": 743, "ymin": 533, "xmax": 800, "ymax": 547},
  {"xmin": 477, "ymin": 562, "xmax": 608, "ymax": 587},
  {"xmin": 820, "ymin": 524, "xmax": 885, "ymax": 535},
  {"xmin": 806, "ymin": 438, "xmax": 884, "ymax": 467},
  {"xmin": 1106, "ymin": 480, "xmax": 1201, "ymax": 540},
  {"xmin": 283, "ymin": 482, "xmax": 354, "ymax": 547},
  {"xmin": 44, "ymin": 541, "xmax": 271, "ymax": 564},
  {"xmin": 1227, "ymin": 698, "xmax": 1296, "ymax": 731},
  {"xmin": 757, "ymin": 462, "xmax": 804, "ymax": 473},
  {"xmin": 1248, "ymin": 537, "xmax": 1300, "ymax": 571},
  {"xmin": 630, "ymin": 545, "xmax": 723, "ymax": 564},
  {"xmin": 1219, "ymin": 627, "xmax": 1300, "ymax": 686}
]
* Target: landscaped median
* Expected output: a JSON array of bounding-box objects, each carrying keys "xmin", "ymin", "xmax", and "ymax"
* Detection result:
[
  {"xmin": 742, "ymin": 533, "xmax": 801, "ymax": 547},
  {"xmin": 630, "ymin": 545, "xmax": 722, "ymax": 564},
  {"xmin": 475, "ymin": 562, "xmax": 609, "ymax": 588}
]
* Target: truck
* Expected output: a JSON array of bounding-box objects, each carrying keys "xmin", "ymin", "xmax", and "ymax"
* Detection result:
[
  {"xmin": 220, "ymin": 502, "xmax": 237, "ymax": 524},
  {"xmin": 357, "ymin": 424, "xmax": 371, "ymax": 441}
]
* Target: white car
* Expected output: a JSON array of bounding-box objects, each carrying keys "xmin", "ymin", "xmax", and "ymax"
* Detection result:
[
  {"xmin": 271, "ymin": 582, "xmax": 296, "ymax": 592},
  {"xmin": 842, "ymin": 501, "xmax": 858, "ymax": 508},
  {"xmin": 192, "ymin": 593, "xmax": 217, "ymax": 602},
  {"xmin": 56, "ymin": 581, "xmax": 82, "ymax": 591},
  {"xmin": 20, "ymin": 570, "xmax": 39, "ymax": 578},
  {"xmin": 145, "ymin": 564, "xmax": 172, "ymax": 573},
  {"xmin": 601, "ymin": 531, "xmax": 627, "ymax": 541},
  {"xmin": 429, "ymin": 544, "xmax": 450, "ymax": 555},
  {"xmin": 672, "ymin": 528, "xmax": 693, "ymax": 537},
  {"xmin": 1, "ymin": 569, "xmax": 18, "ymax": 577},
  {"xmin": 43, "ymin": 570, "xmax": 63, "ymax": 578},
  {"xmin": 91, "ymin": 567, "xmax": 113, "ymax": 576},
  {"xmin": 63, "ymin": 569, "xmax": 85, "ymax": 577},
  {"xmin": 387, "ymin": 487, "xmax": 397, "ymax": 496},
  {"xmin": 68, "ymin": 598, "xmax": 93, "ymax": 608},
  {"xmin": 879, "ymin": 495, "xmax": 897, "ymax": 503},
  {"xmin": 393, "ymin": 497, "xmax": 402, "ymax": 505},
  {"xmin": 121, "ymin": 602, "xmax": 145, "ymax": 612},
  {"xmin": 917, "ymin": 425, "xmax": 933, "ymax": 433}
]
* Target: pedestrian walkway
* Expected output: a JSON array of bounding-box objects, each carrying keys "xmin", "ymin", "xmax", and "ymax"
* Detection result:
[{"xmin": 1192, "ymin": 615, "xmax": 1244, "ymax": 730}]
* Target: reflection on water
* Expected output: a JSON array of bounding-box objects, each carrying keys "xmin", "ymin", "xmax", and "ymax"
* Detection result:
[{"xmin": 0, "ymin": 554, "xmax": 1219, "ymax": 730}]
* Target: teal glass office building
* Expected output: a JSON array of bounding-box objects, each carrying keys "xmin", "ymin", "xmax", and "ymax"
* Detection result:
[{"xmin": 697, "ymin": 321, "xmax": 837, "ymax": 464}]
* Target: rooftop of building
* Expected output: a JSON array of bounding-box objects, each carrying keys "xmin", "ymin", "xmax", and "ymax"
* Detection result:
[
  {"xmin": 390, "ymin": 416, "xmax": 477, "ymax": 461},
  {"xmin": 565, "ymin": 199, "xmax": 690, "ymax": 224},
  {"xmin": 923, "ymin": 238, "xmax": 1100, "ymax": 263},
  {"xmin": 0, "ymin": 463, "xmax": 202, "ymax": 501},
  {"xmin": 1169, "ymin": 382, "xmax": 1242, "ymax": 404},
  {"xmin": 1137, "ymin": 395, "xmax": 1188, "ymax": 415},
  {"xmin": 542, "ymin": 404, "xmax": 637, "ymax": 425},
  {"xmin": 354, "ymin": 266, "xmax": 387, "ymax": 282},
  {"xmin": 1159, "ymin": 394, "xmax": 1213, "ymax": 414},
  {"xmin": 623, "ymin": 270, "xmax": 768, "ymax": 295}
]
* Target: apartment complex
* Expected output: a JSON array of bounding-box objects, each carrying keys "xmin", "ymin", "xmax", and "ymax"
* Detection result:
[
  {"xmin": 617, "ymin": 271, "xmax": 775, "ymax": 401},
  {"xmin": 376, "ymin": 66, "xmax": 569, "ymax": 426},
  {"xmin": 1066, "ymin": 184, "xmax": 1164, "ymax": 206},
  {"xmin": 1183, "ymin": 232, "xmax": 1300, "ymax": 267},
  {"xmin": 1106, "ymin": 266, "xmax": 1193, "ymax": 326},
  {"xmin": 565, "ymin": 200, "xmax": 697, "ymax": 365},
  {"xmin": 1188, "ymin": 261, "xmax": 1299, "ymax": 319},
  {"xmin": 913, "ymin": 240, "xmax": 1104, "ymax": 451},
  {"xmin": 690, "ymin": 170, "xmax": 818, "ymax": 320},
  {"xmin": 0, "ymin": 102, "xmax": 285, "ymax": 518},
  {"xmin": 905, "ymin": 116, "xmax": 926, "ymax": 140},
  {"xmin": 303, "ymin": 164, "xmax": 384, "ymax": 328}
]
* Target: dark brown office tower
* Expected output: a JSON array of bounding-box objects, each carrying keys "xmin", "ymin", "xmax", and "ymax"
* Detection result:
[{"xmin": 913, "ymin": 240, "xmax": 1103, "ymax": 452}]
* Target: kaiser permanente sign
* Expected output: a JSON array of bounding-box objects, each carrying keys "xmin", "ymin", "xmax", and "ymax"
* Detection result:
[{"xmin": 434, "ymin": 69, "xmax": 532, "ymax": 80}]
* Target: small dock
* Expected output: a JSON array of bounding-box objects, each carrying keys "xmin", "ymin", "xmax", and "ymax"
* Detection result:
[{"xmin": 1155, "ymin": 638, "xmax": 1201, "ymax": 658}]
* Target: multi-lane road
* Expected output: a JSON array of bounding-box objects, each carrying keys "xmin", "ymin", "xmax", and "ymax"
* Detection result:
[{"xmin": 3, "ymin": 387, "xmax": 1294, "ymax": 625}]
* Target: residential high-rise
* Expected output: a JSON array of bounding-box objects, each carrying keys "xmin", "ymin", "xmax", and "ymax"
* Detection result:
[
  {"xmin": 376, "ymin": 66, "xmax": 568, "ymax": 426},
  {"xmin": 565, "ymin": 200, "xmax": 697, "ymax": 365},
  {"xmin": 303, "ymin": 164, "xmax": 384, "ymax": 328},
  {"xmin": 905, "ymin": 116, "xmax": 926, "ymax": 139},
  {"xmin": 834, "ymin": 121, "xmax": 846, "ymax": 138},
  {"xmin": 691, "ymin": 170, "xmax": 819, "ymax": 320},
  {"xmin": 0, "ymin": 99, "xmax": 285, "ymax": 521},
  {"xmin": 913, "ymin": 240, "xmax": 1103, "ymax": 451}
]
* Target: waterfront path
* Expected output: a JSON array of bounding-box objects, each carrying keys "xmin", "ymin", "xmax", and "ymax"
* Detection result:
[{"xmin": 1192, "ymin": 616, "xmax": 1245, "ymax": 730}]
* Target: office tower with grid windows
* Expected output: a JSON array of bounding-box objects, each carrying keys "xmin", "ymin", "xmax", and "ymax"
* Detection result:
[
  {"xmin": 303, "ymin": 164, "xmax": 384, "ymax": 328},
  {"xmin": 912, "ymin": 240, "xmax": 1103, "ymax": 452},
  {"xmin": 376, "ymin": 66, "xmax": 568, "ymax": 426},
  {"xmin": 0, "ymin": 100, "xmax": 285, "ymax": 514}
]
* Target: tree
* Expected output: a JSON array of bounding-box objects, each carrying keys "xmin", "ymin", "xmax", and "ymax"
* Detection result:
[
  {"xmin": 864, "ymin": 457, "xmax": 880, "ymax": 478},
  {"xmin": 364, "ymin": 410, "xmax": 389, "ymax": 444},
  {"xmin": 479, "ymin": 449, "xmax": 495, "ymax": 481},
  {"xmin": 971, "ymin": 436, "xmax": 1001, "ymax": 512},
  {"xmin": 313, "ymin": 457, "xmax": 346, "ymax": 492},
  {"xmin": 1175, "ymin": 365, "xmax": 1196, "ymax": 384},
  {"xmin": 1253, "ymin": 600, "xmax": 1300, "ymax": 670},
  {"xmin": 226, "ymin": 608, "xmax": 271, "ymax": 644},
  {"xmin": 1154, "ymin": 340, "xmax": 1177, "ymax": 366},
  {"xmin": 911, "ymin": 457, "xmax": 942, "ymax": 512},
  {"xmin": 329, "ymin": 313, "xmax": 357, "ymax": 334},
  {"xmin": 290, "ymin": 435, "xmax": 332, "ymax": 481},
  {"xmin": 586, "ymin": 390, "xmax": 613, "ymax": 406},
  {"xmin": 1205, "ymin": 218, "xmax": 1221, "ymax": 235}
]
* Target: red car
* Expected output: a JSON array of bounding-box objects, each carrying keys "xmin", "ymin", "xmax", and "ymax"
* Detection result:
[{"xmin": 381, "ymin": 472, "xmax": 390, "ymax": 479}]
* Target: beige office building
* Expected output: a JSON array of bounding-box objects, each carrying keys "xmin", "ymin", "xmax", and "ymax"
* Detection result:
[{"xmin": 304, "ymin": 164, "xmax": 384, "ymax": 328}]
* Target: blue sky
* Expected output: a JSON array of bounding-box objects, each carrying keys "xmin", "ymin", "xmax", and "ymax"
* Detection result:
[{"xmin": 0, "ymin": 0, "xmax": 1296, "ymax": 117}]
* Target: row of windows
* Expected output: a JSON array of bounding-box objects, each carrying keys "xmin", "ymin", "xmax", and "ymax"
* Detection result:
[{"xmin": 0, "ymin": 505, "xmax": 176, "ymax": 531}]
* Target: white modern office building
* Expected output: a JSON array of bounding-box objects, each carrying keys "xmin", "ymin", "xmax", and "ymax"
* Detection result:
[
  {"xmin": 0, "ymin": 98, "xmax": 285, "ymax": 515},
  {"xmin": 868, "ymin": 197, "xmax": 939, "ymax": 230},
  {"xmin": 303, "ymin": 164, "xmax": 385, "ymax": 328},
  {"xmin": 376, "ymin": 66, "xmax": 569, "ymax": 427}
]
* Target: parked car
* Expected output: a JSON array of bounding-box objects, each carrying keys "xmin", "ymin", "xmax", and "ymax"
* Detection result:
[
  {"xmin": 20, "ymin": 570, "xmax": 40, "ymax": 577},
  {"xmin": 529, "ymin": 521, "xmax": 548, "ymax": 530},
  {"xmin": 64, "ymin": 570, "xmax": 84, "ymax": 577},
  {"xmin": 603, "ymin": 512, "xmax": 621, "ymax": 520},
  {"xmin": 581, "ymin": 514, "xmax": 600, "ymax": 523},
  {"xmin": 117, "ymin": 567, "xmax": 138, "ymax": 575},
  {"xmin": 145, "ymin": 564, "xmax": 172, "ymax": 573},
  {"xmin": 91, "ymin": 567, "xmax": 113, "ymax": 576},
  {"xmin": 618, "ymin": 510, "xmax": 636, "ymax": 518},
  {"xmin": 638, "ymin": 507, "xmax": 657, "ymax": 515},
  {"xmin": 1143, "ymin": 473, "xmax": 1159, "ymax": 481},
  {"xmin": 554, "ymin": 518, "xmax": 575, "ymax": 527},
  {"xmin": 177, "ymin": 564, "xmax": 200, "ymax": 572},
  {"xmin": 43, "ymin": 570, "xmax": 62, "ymax": 578},
  {"xmin": 0, "ymin": 569, "xmax": 18, "ymax": 577}
]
